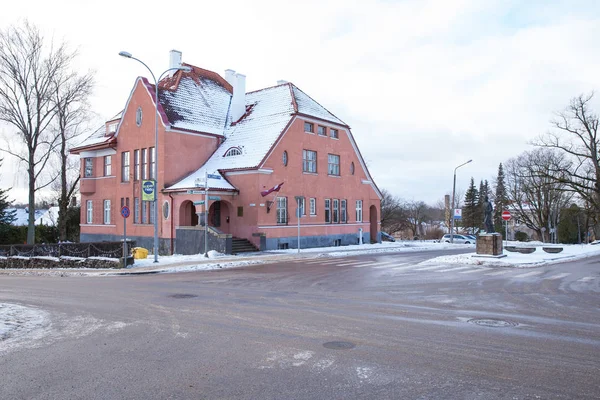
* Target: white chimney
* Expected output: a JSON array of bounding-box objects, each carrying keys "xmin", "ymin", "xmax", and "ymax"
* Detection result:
[
  {"xmin": 225, "ymin": 69, "xmax": 236, "ymax": 86},
  {"xmin": 169, "ymin": 50, "xmax": 182, "ymax": 72},
  {"xmin": 277, "ymin": 80, "xmax": 288, "ymax": 85},
  {"xmin": 231, "ymin": 72, "xmax": 246, "ymax": 122}
]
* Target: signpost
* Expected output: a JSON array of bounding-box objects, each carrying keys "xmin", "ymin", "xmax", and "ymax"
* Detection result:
[
  {"xmin": 502, "ymin": 210, "xmax": 511, "ymax": 246},
  {"xmin": 295, "ymin": 196, "xmax": 303, "ymax": 254},
  {"xmin": 120, "ymin": 206, "xmax": 130, "ymax": 268},
  {"xmin": 453, "ymin": 209, "xmax": 462, "ymax": 220}
]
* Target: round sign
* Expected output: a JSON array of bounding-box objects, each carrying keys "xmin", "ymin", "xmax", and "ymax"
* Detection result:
[
  {"xmin": 142, "ymin": 181, "xmax": 154, "ymax": 195},
  {"xmin": 501, "ymin": 210, "xmax": 511, "ymax": 221},
  {"xmin": 121, "ymin": 206, "xmax": 131, "ymax": 219}
]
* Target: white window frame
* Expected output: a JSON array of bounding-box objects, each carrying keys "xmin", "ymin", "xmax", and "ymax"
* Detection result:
[
  {"xmin": 103, "ymin": 199, "xmax": 111, "ymax": 224},
  {"xmin": 304, "ymin": 122, "xmax": 314, "ymax": 133},
  {"xmin": 330, "ymin": 129, "xmax": 339, "ymax": 139},
  {"xmin": 309, "ymin": 198, "xmax": 316, "ymax": 216},
  {"xmin": 134, "ymin": 197, "xmax": 140, "ymax": 223},
  {"xmin": 84, "ymin": 158, "xmax": 93, "ymax": 178},
  {"xmin": 224, "ymin": 147, "xmax": 242, "ymax": 157},
  {"xmin": 325, "ymin": 199, "xmax": 331, "ymax": 223},
  {"xmin": 318, "ymin": 125, "xmax": 327, "ymax": 136},
  {"xmin": 121, "ymin": 151, "xmax": 130, "ymax": 182},
  {"xmin": 303, "ymin": 149, "xmax": 317, "ymax": 173},
  {"xmin": 149, "ymin": 201, "xmax": 156, "ymax": 224},
  {"xmin": 149, "ymin": 147, "xmax": 156, "ymax": 179},
  {"xmin": 141, "ymin": 148, "xmax": 148, "ymax": 180},
  {"xmin": 297, "ymin": 197, "xmax": 305, "ymax": 216},
  {"xmin": 356, "ymin": 200, "xmax": 363, "ymax": 222},
  {"xmin": 333, "ymin": 199, "xmax": 339, "ymax": 223},
  {"xmin": 328, "ymin": 154, "xmax": 340, "ymax": 176},
  {"xmin": 341, "ymin": 199, "xmax": 347, "ymax": 223},
  {"xmin": 142, "ymin": 200, "xmax": 148, "ymax": 224},
  {"xmin": 276, "ymin": 197, "xmax": 287, "ymax": 224},
  {"xmin": 86, "ymin": 200, "xmax": 93, "ymax": 224},
  {"xmin": 134, "ymin": 149, "xmax": 140, "ymax": 181},
  {"xmin": 104, "ymin": 155, "xmax": 112, "ymax": 176}
]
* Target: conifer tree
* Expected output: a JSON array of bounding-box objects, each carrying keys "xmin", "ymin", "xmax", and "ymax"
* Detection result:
[
  {"xmin": 463, "ymin": 178, "xmax": 479, "ymax": 234},
  {"xmin": 493, "ymin": 163, "xmax": 508, "ymax": 230},
  {"xmin": 0, "ymin": 158, "xmax": 16, "ymax": 232}
]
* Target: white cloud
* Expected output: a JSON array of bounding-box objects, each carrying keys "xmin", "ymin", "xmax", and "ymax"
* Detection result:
[{"xmin": 1, "ymin": 0, "xmax": 599, "ymax": 205}]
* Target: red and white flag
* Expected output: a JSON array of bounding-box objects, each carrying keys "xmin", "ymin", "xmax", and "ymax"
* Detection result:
[{"xmin": 261, "ymin": 182, "xmax": 284, "ymax": 197}]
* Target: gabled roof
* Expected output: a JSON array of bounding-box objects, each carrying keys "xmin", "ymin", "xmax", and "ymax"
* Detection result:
[{"xmin": 291, "ymin": 85, "xmax": 345, "ymax": 125}]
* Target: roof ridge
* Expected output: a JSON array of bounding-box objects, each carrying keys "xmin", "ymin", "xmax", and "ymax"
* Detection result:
[
  {"xmin": 291, "ymin": 85, "xmax": 346, "ymax": 126},
  {"xmin": 246, "ymin": 82, "xmax": 292, "ymax": 96}
]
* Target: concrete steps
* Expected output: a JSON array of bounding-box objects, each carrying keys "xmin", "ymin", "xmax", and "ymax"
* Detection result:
[{"xmin": 232, "ymin": 238, "xmax": 258, "ymax": 254}]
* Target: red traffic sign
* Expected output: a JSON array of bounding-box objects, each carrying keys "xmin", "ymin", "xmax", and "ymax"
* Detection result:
[
  {"xmin": 120, "ymin": 206, "xmax": 131, "ymax": 219},
  {"xmin": 501, "ymin": 210, "xmax": 511, "ymax": 221}
]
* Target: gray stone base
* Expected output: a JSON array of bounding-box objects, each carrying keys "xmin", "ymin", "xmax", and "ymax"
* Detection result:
[
  {"xmin": 266, "ymin": 232, "xmax": 371, "ymax": 251},
  {"xmin": 81, "ymin": 234, "xmax": 170, "ymax": 255}
]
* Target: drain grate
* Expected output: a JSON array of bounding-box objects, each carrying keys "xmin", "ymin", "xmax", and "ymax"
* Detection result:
[
  {"xmin": 323, "ymin": 341, "xmax": 356, "ymax": 350},
  {"xmin": 168, "ymin": 294, "xmax": 198, "ymax": 299},
  {"xmin": 468, "ymin": 318, "xmax": 518, "ymax": 328}
]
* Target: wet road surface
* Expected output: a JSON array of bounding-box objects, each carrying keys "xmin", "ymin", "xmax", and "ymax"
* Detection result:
[{"xmin": 1, "ymin": 249, "xmax": 599, "ymax": 399}]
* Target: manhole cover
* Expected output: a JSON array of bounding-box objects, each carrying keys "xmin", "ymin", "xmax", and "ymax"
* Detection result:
[
  {"xmin": 168, "ymin": 294, "xmax": 198, "ymax": 299},
  {"xmin": 468, "ymin": 318, "xmax": 518, "ymax": 328},
  {"xmin": 323, "ymin": 341, "xmax": 356, "ymax": 350}
]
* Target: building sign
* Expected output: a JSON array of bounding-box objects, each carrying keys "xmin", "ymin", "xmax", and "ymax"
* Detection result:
[
  {"xmin": 142, "ymin": 180, "xmax": 156, "ymax": 201},
  {"xmin": 453, "ymin": 208, "xmax": 462, "ymax": 220}
]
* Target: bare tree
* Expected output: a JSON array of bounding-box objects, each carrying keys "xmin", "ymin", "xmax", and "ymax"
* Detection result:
[
  {"xmin": 51, "ymin": 68, "xmax": 94, "ymax": 241},
  {"xmin": 534, "ymin": 93, "xmax": 600, "ymax": 235},
  {"xmin": 0, "ymin": 21, "xmax": 75, "ymax": 243},
  {"xmin": 380, "ymin": 189, "xmax": 407, "ymax": 234},
  {"xmin": 505, "ymin": 148, "xmax": 572, "ymax": 242},
  {"xmin": 405, "ymin": 200, "xmax": 427, "ymax": 238}
]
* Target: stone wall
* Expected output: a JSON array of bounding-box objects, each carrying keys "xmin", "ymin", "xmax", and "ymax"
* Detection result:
[
  {"xmin": 476, "ymin": 233, "xmax": 503, "ymax": 256},
  {"xmin": 0, "ymin": 256, "xmax": 123, "ymax": 269}
]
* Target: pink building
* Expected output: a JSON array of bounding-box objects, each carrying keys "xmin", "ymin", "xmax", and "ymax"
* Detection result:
[{"xmin": 71, "ymin": 51, "xmax": 382, "ymax": 254}]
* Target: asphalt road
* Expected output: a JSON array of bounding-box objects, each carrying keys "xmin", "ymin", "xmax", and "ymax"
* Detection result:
[{"xmin": 1, "ymin": 248, "xmax": 599, "ymax": 399}]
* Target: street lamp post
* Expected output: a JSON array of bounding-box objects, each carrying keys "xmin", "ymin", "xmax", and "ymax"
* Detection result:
[
  {"xmin": 119, "ymin": 51, "xmax": 191, "ymax": 262},
  {"xmin": 450, "ymin": 159, "xmax": 472, "ymax": 244}
]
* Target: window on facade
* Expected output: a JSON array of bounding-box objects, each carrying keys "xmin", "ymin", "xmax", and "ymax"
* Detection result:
[
  {"xmin": 149, "ymin": 201, "xmax": 156, "ymax": 224},
  {"xmin": 121, "ymin": 152, "xmax": 130, "ymax": 182},
  {"xmin": 282, "ymin": 151, "xmax": 288, "ymax": 166},
  {"xmin": 333, "ymin": 199, "xmax": 339, "ymax": 223},
  {"xmin": 328, "ymin": 154, "xmax": 340, "ymax": 176},
  {"xmin": 84, "ymin": 158, "xmax": 93, "ymax": 178},
  {"xmin": 149, "ymin": 147, "xmax": 156, "ymax": 179},
  {"xmin": 86, "ymin": 200, "xmax": 93, "ymax": 224},
  {"xmin": 141, "ymin": 148, "xmax": 147, "ymax": 180},
  {"xmin": 163, "ymin": 201, "xmax": 170, "ymax": 220},
  {"xmin": 303, "ymin": 149, "xmax": 317, "ymax": 173},
  {"xmin": 134, "ymin": 149, "xmax": 140, "ymax": 181},
  {"xmin": 309, "ymin": 198, "xmax": 316, "ymax": 215},
  {"xmin": 276, "ymin": 197, "xmax": 287, "ymax": 224},
  {"xmin": 104, "ymin": 156, "xmax": 112, "ymax": 176},
  {"xmin": 103, "ymin": 199, "xmax": 111, "ymax": 224},
  {"xmin": 224, "ymin": 147, "xmax": 242, "ymax": 157},
  {"xmin": 330, "ymin": 129, "xmax": 339, "ymax": 139},
  {"xmin": 136, "ymin": 106, "xmax": 143, "ymax": 126},
  {"xmin": 318, "ymin": 125, "xmax": 327, "ymax": 136},
  {"xmin": 134, "ymin": 197, "xmax": 140, "ymax": 223},
  {"xmin": 341, "ymin": 199, "xmax": 347, "ymax": 223},
  {"xmin": 142, "ymin": 200, "xmax": 148, "ymax": 224},
  {"xmin": 350, "ymin": 161, "xmax": 355, "ymax": 175},
  {"xmin": 304, "ymin": 122, "xmax": 314, "ymax": 133},
  {"xmin": 325, "ymin": 199, "xmax": 331, "ymax": 223},
  {"xmin": 237, "ymin": 206, "xmax": 243, "ymax": 217},
  {"xmin": 356, "ymin": 200, "xmax": 363, "ymax": 222}
]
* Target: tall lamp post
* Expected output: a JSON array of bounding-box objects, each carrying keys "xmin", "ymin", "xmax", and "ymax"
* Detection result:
[
  {"xmin": 450, "ymin": 159, "xmax": 472, "ymax": 243},
  {"xmin": 119, "ymin": 51, "xmax": 192, "ymax": 262}
]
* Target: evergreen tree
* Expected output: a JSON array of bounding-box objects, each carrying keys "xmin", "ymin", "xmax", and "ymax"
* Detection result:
[
  {"xmin": 463, "ymin": 178, "xmax": 479, "ymax": 234},
  {"xmin": 493, "ymin": 163, "xmax": 508, "ymax": 229},
  {"xmin": 0, "ymin": 158, "xmax": 16, "ymax": 234}
]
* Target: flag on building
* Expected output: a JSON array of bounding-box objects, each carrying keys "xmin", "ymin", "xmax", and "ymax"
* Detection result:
[{"xmin": 261, "ymin": 182, "xmax": 284, "ymax": 197}]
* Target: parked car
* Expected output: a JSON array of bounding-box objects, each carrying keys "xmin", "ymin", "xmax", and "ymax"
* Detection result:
[
  {"xmin": 439, "ymin": 234, "xmax": 473, "ymax": 244},
  {"xmin": 381, "ymin": 232, "xmax": 395, "ymax": 242},
  {"xmin": 466, "ymin": 235, "xmax": 477, "ymax": 241}
]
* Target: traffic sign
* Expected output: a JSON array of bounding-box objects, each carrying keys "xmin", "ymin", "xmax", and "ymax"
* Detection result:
[
  {"xmin": 207, "ymin": 173, "xmax": 221, "ymax": 180},
  {"xmin": 453, "ymin": 208, "xmax": 462, "ymax": 220},
  {"xmin": 120, "ymin": 206, "xmax": 130, "ymax": 219},
  {"xmin": 208, "ymin": 196, "xmax": 221, "ymax": 201},
  {"xmin": 187, "ymin": 190, "xmax": 205, "ymax": 194},
  {"xmin": 193, "ymin": 200, "xmax": 205, "ymax": 205},
  {"xmin": 502, "ymin": 210, "xmax": 511, "ymax": 221}
]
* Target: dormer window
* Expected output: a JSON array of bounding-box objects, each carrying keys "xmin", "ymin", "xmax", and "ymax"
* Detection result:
[{"xmin": 224, "ymin": 147, "xmax": 242, "ymax": 157}]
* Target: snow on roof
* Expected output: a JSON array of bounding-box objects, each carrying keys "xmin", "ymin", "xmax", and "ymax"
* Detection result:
[
  {"xmin": 72, "ymin": 124, "xmax": 113, "ymax": 149},
  {"xmin": 160, "ymin": 76, "xmax": 232, "ymax": 136},
  {"xmin": 167, "ymin": 84, "xmax": 295, "ymax": 191},
  {"xmin": 8, "ymin": 208, "xmax": 48, "ymax": 226},
  {"xmin": 292, "ymin": 85, "xmax": 345, "ymax": 125},
  {"xmin": 36, "ymin": 206, "xmax": 59, "ymax": 226}
]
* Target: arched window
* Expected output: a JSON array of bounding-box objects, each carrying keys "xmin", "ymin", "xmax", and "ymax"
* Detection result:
[
  {"xmin": 282, "ymin": 151, "xmax": 288, "ymax": 166},
  {"xmin": 224, "ymin": 147, "xmax": 242, "ymax": 157},
  {"xmin": 350, "ymin": 162, "xmax": 355, "ymax": 175}
]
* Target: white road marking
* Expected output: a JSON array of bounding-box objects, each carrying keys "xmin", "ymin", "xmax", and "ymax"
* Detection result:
[
  {"xmin": 545, "ymin": 273, "xmax": 571, "ymax": 280},
  {"xmin": 514, "ymin": 270, "xmax": 544, "ymax": 278},
  {"xmin": 459, "ymin": 267, "xmax": 492, "ymax": 274},
  {"xmin": 413, "ymin": 265, "xmax": 448, "ymax": 271},
  {"xmin": 349, "ymin": 262, "xmax": 380, "ymax": 268},
  {"xmin": 391, "ymin": 265, "xmax": 417, "ymax": 271},
  {"xmin": 371, "ymin": 261, "xmax": 408, "ymax": 269},
  {"xmin": 577, "ymin": 276, "xmax": 595, "ymax": 282},
  {"xmin": 485, "ymin": 270, "xmax": 509, "ymax": 276},
  {"xmin": 337, "ymin": 261, "xmax": 375, "ymax": 267},
  {"xmin": 435, "ymin": 266, "xmax": 472, "ymax": 273}
]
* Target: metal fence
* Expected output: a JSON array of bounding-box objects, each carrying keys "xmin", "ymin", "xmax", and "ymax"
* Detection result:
[{"xmin": 0, "ymin": 241, "xmax": 135, "ymax": 258}]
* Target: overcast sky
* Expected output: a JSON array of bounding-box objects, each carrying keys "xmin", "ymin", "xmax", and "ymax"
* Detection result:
[{"xmin": 2, "ymin": 0, "xmax": 600, "ymax": 205}]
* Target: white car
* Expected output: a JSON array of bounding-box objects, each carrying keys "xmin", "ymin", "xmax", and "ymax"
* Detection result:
[{"xmin": 440, "ymin": 234, "xmax": 473, "ymax": 244}]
